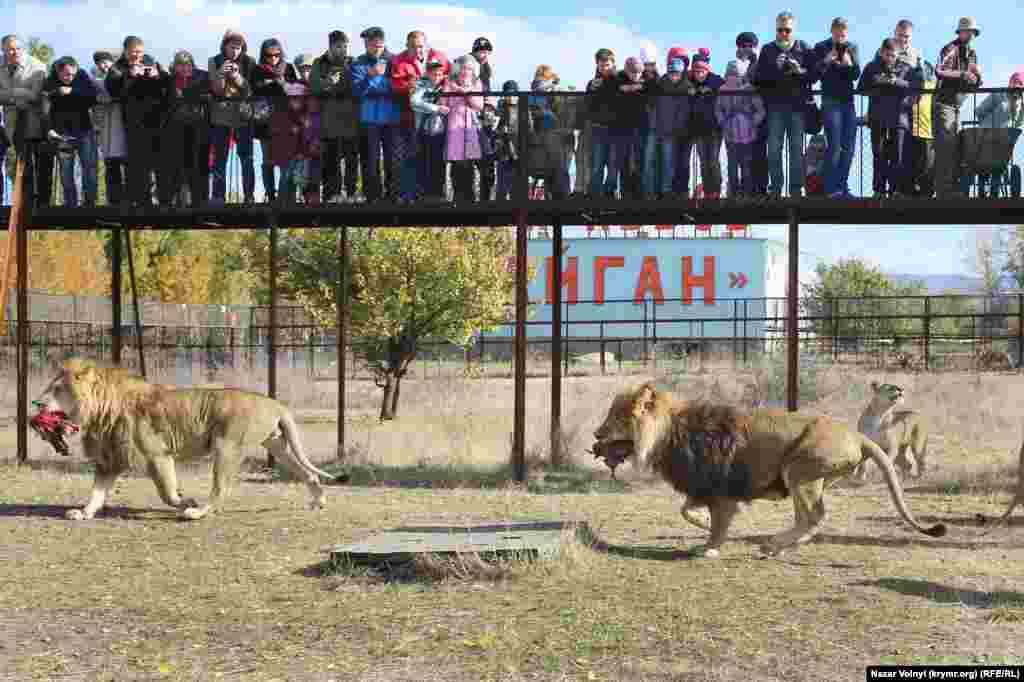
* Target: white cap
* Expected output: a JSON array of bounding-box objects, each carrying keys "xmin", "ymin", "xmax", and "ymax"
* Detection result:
[{"xmin": 639, "ymin": 41, "xmax": 658, "ymax": 65}]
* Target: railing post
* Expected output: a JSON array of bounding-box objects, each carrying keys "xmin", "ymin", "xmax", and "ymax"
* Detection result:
[
  {"xmin": 923, "ymin": 296, "xmax": 931, "ymax": 371},
  {"xmin": 111, "ymin": 225, "xmax": 122, "ymax": 365},
  {"xmin": 786, "ymin": 209, "xmax": 799, "ymax": 412},
  {"xmin": 15, "ymin": 157, "xmax": 30, "ymax": 465},
  {"xmin": 550, "ymin": 219, "xmax": 564, "ymax": 467},
  {"xmin": 267, "ymin": 217, "xmax": 278, "ymax": 469},
  {"xmin": 337, "ymin": 225, "xmax": 349, "ymax": 462}
]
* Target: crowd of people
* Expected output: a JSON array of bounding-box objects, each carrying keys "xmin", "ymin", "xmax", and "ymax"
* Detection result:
[{"xmin": 0, "ymin": 12, "xmax": 1020, "ymax": 210}]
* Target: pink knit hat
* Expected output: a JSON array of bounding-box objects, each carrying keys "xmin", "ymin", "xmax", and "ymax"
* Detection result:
[{"xmin": 1011, "ymin": 70, "xmax": 1024, "ymax": 86}]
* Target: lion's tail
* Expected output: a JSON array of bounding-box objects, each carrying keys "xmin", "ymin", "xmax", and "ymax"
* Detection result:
[
  {"xmin": 982, "ymin": 438, "xmax": 1024, "ymax": 534},
  {"xmin": 279, "ymin": 413, "xmax": 350, "ymax": 484},
  {"xmin": 860, "ymin": 435, "xmax": 947, "ymax": 538}
]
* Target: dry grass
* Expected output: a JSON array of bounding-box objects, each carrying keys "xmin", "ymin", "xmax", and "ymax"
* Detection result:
[{"xmin": 1, "ymin": 360, "xmax": 1024, "ymax": 680}]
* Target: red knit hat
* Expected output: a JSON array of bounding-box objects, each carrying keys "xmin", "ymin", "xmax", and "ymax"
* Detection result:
[{"xmin": 666, "ymin": 46, "xmax": 688, "ymax": 67}]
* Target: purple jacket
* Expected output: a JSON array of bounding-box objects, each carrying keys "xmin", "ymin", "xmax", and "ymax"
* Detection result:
[{"xmin": 714, "ymin": 80, "xmax": 766, "ymax": 144}]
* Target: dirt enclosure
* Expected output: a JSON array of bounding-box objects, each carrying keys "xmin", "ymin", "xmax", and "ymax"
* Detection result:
[{"xmin": 1, "ymin": 363, "xmax": 1023, "ymax": 681}]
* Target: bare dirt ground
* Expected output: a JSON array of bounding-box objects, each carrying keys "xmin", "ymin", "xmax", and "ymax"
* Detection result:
[{"xmin": 1, "ymin": 363, "xmax": 1023, "ymax": 681}]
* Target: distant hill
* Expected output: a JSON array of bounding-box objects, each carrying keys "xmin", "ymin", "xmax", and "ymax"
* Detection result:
[{"xmin": 885, "ymin": 273, "xmax": 1020, "ymax": 294}]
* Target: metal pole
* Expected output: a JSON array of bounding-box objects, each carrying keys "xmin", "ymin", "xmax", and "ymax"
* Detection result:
[
  {"xmin": 15, "ymin": 156, "xmax": 31, "ymax": 465},
  {"xmin": 124, "ymin": 227, "xmax": 147, "ymax": 380},
  {"xmin": 550, "ymin": 219, "xmax": 563, "ymax": 467},
  {"xmin": 267, "ymin": 218, "xmax": 278, "ymax": 469},
  {"xmin": 111, "ymin": 226, "xmax": 122, "ymax": 365},
  {"xmin": 513, "ymin": 210, "xmax": 528, "ymax": 483},
  {"xmin": 923, "ymin": 296, "xmax": 931, "ymax": 371},
  {"xmin": 337, "ymin": 226, "xmax": 349, "ymax": 461},
  {"xmin": 786, "ymin": 209, "xmax": 799, "ymax": 412}
]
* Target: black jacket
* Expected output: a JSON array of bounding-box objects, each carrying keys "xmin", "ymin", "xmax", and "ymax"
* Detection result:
[
  {"xmin": 42, "ymin": 67, "xmax": 98, "ymax": 134},
  {"xmin": 106, "ymin": 54, "xmax": 171, "ymax": 129}
]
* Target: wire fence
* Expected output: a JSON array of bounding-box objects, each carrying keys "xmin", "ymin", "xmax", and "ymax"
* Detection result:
[{"xmin": 3, "ymin": 292, "xmax": 1022, "ymax": 382}]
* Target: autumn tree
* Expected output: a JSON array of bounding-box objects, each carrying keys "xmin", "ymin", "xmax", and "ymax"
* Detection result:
[
  {"xmin": 277, "ymin": 226, "xmax": 522, "ymax": 421},
  {"xmin": 802, "ymin": 258, "xmax": 927, "ymax": 341}
]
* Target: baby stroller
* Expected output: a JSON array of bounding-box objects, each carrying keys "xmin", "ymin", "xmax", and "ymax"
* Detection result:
[{"xmin": 958, "ymin": 122, "xmax": 1022, "ymax": 198}]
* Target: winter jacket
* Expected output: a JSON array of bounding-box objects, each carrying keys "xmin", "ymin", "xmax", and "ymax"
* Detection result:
[
  {"xmin": 495, "ymin": 97, "xmax": 518, "ymax": 161},
  {"xmin": 208, "ymin": 30, "xmax": 257, "ymax": 129},
  {"xmin": 0, "ymin": 53, "xmax": 47, "ymax": 142},
  {"xmin": 585, "ymin": 74, "xmax": 620, "ymax": 127},
  {"xmin": 440, "ymin": 79, "xmax": 483, "ymax": 161},
  {"xmin": 409, "ymin": 75, "xmax": 446, "ymax": 132},
  {"xmin": 392, "ymin": 49, "xmax": 445, "ymax": 128},
  {"xmin": 41, "ymin": 66, "xmax": 98, "ymax": 135},
  {"xmin": 351, "ymin": 51, "xmax": 399, "ymax": 126},
  {"xmin": 811, "ymin": 38, "xmax": 861, "ymax": 102},
  {"xmin": 688, "ymin": 72, "xmax": 725, "ymax": 136},
  {"xmin": 650, "ymin": 73, "xmax": 693, "ymax": 139},
  {"xmin": 975, "ymin": 91, "xmax": 1024, "ymax": 130},
  {"xmin": 858, "ymin": 58, "xmax": 915, "ymax": 130},
  {"xmin": 754, "ymin": 40, "xmax": 813, "ymax": 110},
  {"xmin": 90, "ymin": 67, "xmax": 126, "ymax": 157},
  {"xmin": 166, "ymin": 68, "xmax": 210, "ymax": 127},
  {"xmin": 269, "ymin": 83, "xmax": 319, "ymax": 167},
  {"xmin": 607, "ymin": 71, "xmax": 648, "ymax": 131},
  {"xmin": 910, "ymin": 62, "xmax": 936, "ymax": 139},
  {"xmin": 935, "ymin": 39, "xmax": 982, "ymax": 108},
  {"xmin": 714, "ymin": 79, "xmax": 766, "ymax": 145},
  {"xmin": 309, "ymin": 51, "xmax": 359, "ymax": 139},
  {"xmin": 105, "ymin": 54, "xmax": 171, "ymax": 130}
]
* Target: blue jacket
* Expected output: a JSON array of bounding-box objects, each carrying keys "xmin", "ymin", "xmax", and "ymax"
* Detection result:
[
  {"xmin": 351, "ymin": 51, "xmax": 398, "ymax": 125},
  {"xmin": 754, "ymin": 40, "xmax": 813, "ymax": 110},
  {"xmin": 858, "ymin": 58, "xmax": 916, "ymax": 129},
  {"xmin": 689, "ymin": 73, "xmax": 725, "ymax": 135},
  {"xmin": 811, "ymin": 39, "xmax": 861, "ymax": 102}
]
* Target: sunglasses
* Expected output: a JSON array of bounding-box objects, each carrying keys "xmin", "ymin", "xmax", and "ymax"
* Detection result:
[
  {"xmin": 776, "ymin": 27, "xmax": 793, "ymax": 34},
  {"xmin": 266, "ymin": 52, "xmax": 282, "ymax": 58}
]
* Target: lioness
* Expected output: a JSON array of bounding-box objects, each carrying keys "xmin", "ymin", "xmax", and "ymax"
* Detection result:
[
  {"xmin": 592, "ymin": 383, "xmax": 947, "ymax": 558},
  {"xmin": 853, "ymin": 381, "xmax": 929, "ymax": 481},
  {"xmin": 33, "ymin": 357, "xmax": 345, "ymax": 521},
  {"xmin": 984, "ymin": 438, "xmax": 1024, "ymax": 532}
]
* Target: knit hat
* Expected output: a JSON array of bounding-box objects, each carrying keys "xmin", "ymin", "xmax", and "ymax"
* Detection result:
[
  {"xmin": 360, "ymin": 26, "xmax": 385, "ymax": 40},
  {"xmin": 1011, "ymin": 71, "xmax": 1024, "ymax": 86},
  {"xmin": 666, "ymin": 47, "xmax": 689, "ymax": 69},
  {"xmin": 328, "ymin": 30, "xmax": 348, "ymax": 45},
  {"xmin": 426, "ymin": 51, "xmax": 448, "ymax": 70},
  {"xmin": 594, "ymin": 48, "xmax": 615, "ymax": 62},
  {"xmin": 736, "ymin": 32, "xmax": 759, "ymax": 47},
  {"xmin": 172, "ymin": 50, "xmax": 194, "ymax": 67},
  {"xmin": 502, "ymin": 79, "xmax": 519, "ymax": 92},
  {"xmin": 53, "ymin": 55, "xmax": 78, "ymax": 71},
  {"xmin": 724, "ymin": 60, "xmax": 741, "ymax": 78},
  {"xmin": 667, "ymin": 58, "xmax": 685, "ymax": 73},
  {"xmin": 472, "ymin": 37, "xmax": 493, "ymax": 53},
  {"xmin": 691, "ymin": 49, "xmax": 711, "ymax": 72},
  {"xmin": 92, "ymin": 50, "xmax": 114, "ymax": 64}
]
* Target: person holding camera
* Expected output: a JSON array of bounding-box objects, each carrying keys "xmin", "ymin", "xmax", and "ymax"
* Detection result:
[
  {"xmin": 105, "ymin": 35, "xmax": 170, "ymax": 207},
  {"xmin": 351, "ymin": 26, "xmax": 399, "ymax": 203},
  {"xmin": 859, "ymin": 38, "xmax": 917, "ymax": 197},
  {"xmin": 933, "ymin": 16, "xmax": 983, "ymax": 198},
  {"xmin": 311, "ymin": 30, "xmax": 361, "ymax": 204},
  {"xmin": 812, "ymin": 17, "xmax": 861, "ymax": 198},
  {"xmin": 754, "ymin": 12, "xmax": 813, "ymax": 197},
  {"xmin": 161, "ymin": 50, "xmax": 210, "ymax": 208},
  {"xmin": 208, "ymin": 29, "xmax": 257, "ymax": 205},
  {"xmin": 41, "ymin": 56, "xmax": 99, "ymax": 207}
]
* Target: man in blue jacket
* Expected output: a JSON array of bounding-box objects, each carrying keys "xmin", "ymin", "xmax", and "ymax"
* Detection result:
[
  {"xmin": 755, "ymin": 12, "xmax": 814, "ymax": 197},
  {"xmin": 351, "ymin": 26, "xmax": 398, "ymax": 203},
  {"xmin": 813, "ymin": 17, "xmax": 861, "ymax": 198}
]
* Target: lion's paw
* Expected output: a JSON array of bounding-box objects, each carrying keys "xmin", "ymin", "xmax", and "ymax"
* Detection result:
[
  {"xmin": 181, "ymin": 507, "xmax": 205, "ymax": 521},
  {"xmin": 308, "ymin": 498, "xmax": 326, "ymax": 511},
  {"xmin": 698, "ymin": 547, "xmax": 721, "ymax": 559},
  {"xmin": 180, "ymin": 498, "xmax": 200, "ymax": 510},
  {"xmin": 66, "ymin": 508, "xmax": 88, "ymax": 521}
]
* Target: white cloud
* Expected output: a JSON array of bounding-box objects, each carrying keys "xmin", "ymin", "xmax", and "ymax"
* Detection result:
[{"xmin": 13, "ymin": 0, "xmax": 656, "ymax": 88}]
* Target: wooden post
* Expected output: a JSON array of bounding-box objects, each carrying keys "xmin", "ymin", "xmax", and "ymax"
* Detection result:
[
  {"xmin": 111, "ymin": 227, "xmax": 122, "ymax": 365},
  {"xmin": 786, "ymin": 210, "xmax": 799, "ymax": 412},
  {"xmin": 267, "ymin": 218, "xmax": 278, "ymax": 469},
  {"xmin": 124, "ymin": 227, "xmax": 147, "ymax": 380},
  {"xmin": 12, "ymin": 158, "xmax": 29, "ymax": 464},
  {"xmin": 550, "ymin": 220, "xmax": 563, "ymax": 467},
  {"xmin": 923, "ymin": 296, "xmax": 931, "ymax": 371},
  {"xmin": 337, "ymin": 226, "xmax": 349, "ymax": 461},
  {"xmin": 513, "ymin": 210, "xmax": 528, "ymax": 483}
]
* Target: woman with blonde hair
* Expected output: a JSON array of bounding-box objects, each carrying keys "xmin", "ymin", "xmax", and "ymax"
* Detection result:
[
  {"xmin": 527, "ymin": 64, "xmax": 571, "ymax": 198},
  {"xmin": 441, "ymin": 54, "xmax": 485, "ymax": 202}
]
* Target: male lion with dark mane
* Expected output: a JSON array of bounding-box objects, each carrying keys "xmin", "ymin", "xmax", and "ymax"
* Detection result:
[
  {"xmin": 32, "ymin": 357, "xmax": 346, "ymax": 521},
  {"xmin": 592, "ymin": 382, "xmax": 947, "ymax": 558}
]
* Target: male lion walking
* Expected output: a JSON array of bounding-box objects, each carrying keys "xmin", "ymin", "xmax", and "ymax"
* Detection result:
[{"xmin": 32, "ymin": 357, "xmax": 345, "ymax": 521}]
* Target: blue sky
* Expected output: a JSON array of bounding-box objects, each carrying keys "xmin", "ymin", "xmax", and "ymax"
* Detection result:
[{"xmin": 6, "ymin": 0, "xmax": 1022, "ymax": 278}]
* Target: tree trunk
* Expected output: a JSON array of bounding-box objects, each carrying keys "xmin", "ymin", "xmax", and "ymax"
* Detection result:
[
  {"xmin": 377, "ymin": 351, "xmax": 416, "ymax": 421},
  {"xmin": 379, "ymin": 372, "xmax": 396, "ymax": 421}
]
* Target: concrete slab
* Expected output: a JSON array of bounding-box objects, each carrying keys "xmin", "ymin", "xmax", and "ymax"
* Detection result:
[{"xmin": 325, "ymin": 520, "xmax": 589, "ymax": 566}]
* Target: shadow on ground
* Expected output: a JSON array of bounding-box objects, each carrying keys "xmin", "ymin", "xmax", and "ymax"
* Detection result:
[{"xmin": 856, "ymin": 577, "xmax": 1024, "ymax": 608}]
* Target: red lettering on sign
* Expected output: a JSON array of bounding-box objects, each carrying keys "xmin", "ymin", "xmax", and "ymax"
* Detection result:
[
  {"xmin": 682, "ymin": 256, "xmax": 716, "ymax": 305},
  {"xmin": 633, "ymin": 256, "xmax": 665, "ymax": 305},
  {"xmin": 545, "ymin": 256, "xmax": 578, "ymax": 304},
  {"xmin": 593, "ymin": 256, "xmax": 624, "ymax": 305}
]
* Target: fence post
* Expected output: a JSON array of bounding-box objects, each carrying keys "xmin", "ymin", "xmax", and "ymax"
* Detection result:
[
  {"xmin": 732, "ymin": 299, "xmax": 739, "ymax": 369},
  {"xmin": 742, "ymin": 299, "xmax": 748, "ymax": 365},
  {"xmin": 599, "ymin": 321, "xmax": 606, "ymax": 375},
  {"xmin": 923, "ymin": 296, "xmax": 931, "ymax": 371}
]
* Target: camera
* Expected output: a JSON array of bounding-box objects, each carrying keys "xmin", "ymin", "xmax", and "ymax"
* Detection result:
[
  {"xmin": 782, "ymin": 56, "xmax": 802, "ymax": 74},
  {"xmin": 835, "ymin": 42, "xmax": 848, "ymax": 58}
]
